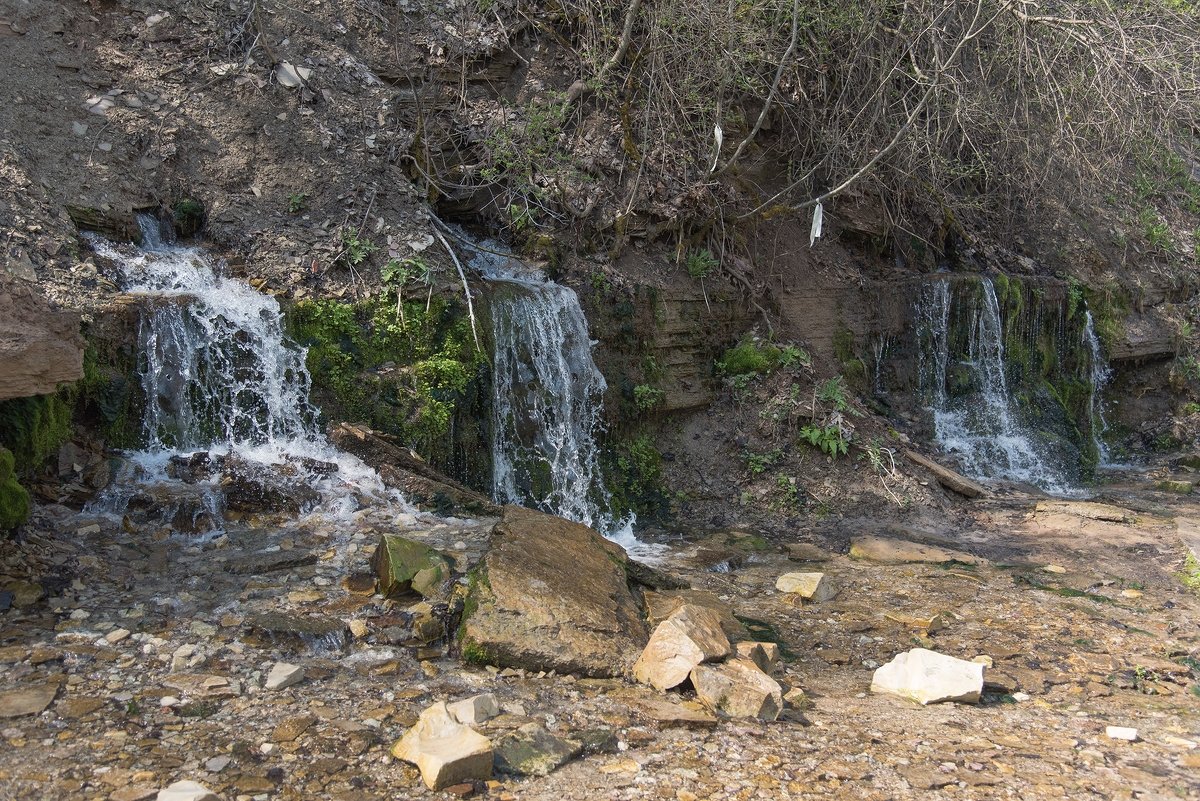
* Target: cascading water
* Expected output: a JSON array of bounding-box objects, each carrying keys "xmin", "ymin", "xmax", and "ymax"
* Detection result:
[
  {"xmin": 1083, "ymin": 310, "xmax": 1114, "ymax": 465},
  {"xmin": 454, "ymin": 234, "xmax": 655, "ymax": 557},
  {"xmin": 915, "ymin": 277, "xmax": 1072, "ymax": 493},
  {"xmin": 84, "ymin": 216, "xmax": 404, "ymax": 524}
]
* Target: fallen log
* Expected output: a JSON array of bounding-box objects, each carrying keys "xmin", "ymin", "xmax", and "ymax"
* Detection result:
[
  {"xmin": 329, "ymin": 422, "xmax": 500, "ymax": 515},
  {"xmin": 902, "ymin": 449, "xmax": 987, "ymax": 499}
]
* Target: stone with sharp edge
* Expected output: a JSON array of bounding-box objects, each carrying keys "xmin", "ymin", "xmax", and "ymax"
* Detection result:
[
  {"xmin": 775, "ymin": 572, "xmax": 838, "ymax": 602},
  {"xmin": 633, "ymin": 604, "xmax": 730, "ymax": 691},
  {"xmin": 264, "ymin": 662, "xmax": 305, "ymax": 690},
  {"xmin": 870, "ymin": 648, "xmax": 983, "ymax": 705},
  {"xmin": 391, "ymin": 701, "xmax": 493, "ymax": 790},
  {"xmin": 447, "ymin": 693, "xmax": 500, "ymax": 725},
  {"xmin": 690, "ymin": 657, "xmax": 783, "ymax": 721}
]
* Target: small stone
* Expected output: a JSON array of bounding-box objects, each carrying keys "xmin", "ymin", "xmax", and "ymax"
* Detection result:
[
  {"xmin": 264, "ymin": 662, "xmax": 305, "ymax": 690},
  {"xmin": 272, "ymin": 714, "xmax": 316, "ymax": 742},
  {"xmin": 775, "ymin": 572, "xmax": 838, "ymax": 602},
  {"xmin": 1120, "ymin": 588, "xmax": 1143, "ymax": 599},
  {"xmin": 972, "ymin": 655, "xmax": 994, "ymax": 668},
  {"xmin": 204, "ymin": 756, "xmax": 230, "ymax": 772},
  {"xmin": 349, "ymin": 619, "xmax": 369, "ymax": 638},
  {"xmin": 160, "ymin": 696, "xmax": 180, "ymax": 708},
  {"xmin": 871, "ymin": 648, "xmax": 983, "ymax": 705},
  {"xmin": 1042, "ymin": 564, "xmax": 1067, "ymax": 574},
  {"xmin": 155, "ymin": 780, "xmax": 220, "ymax": 801},
  {"xmin": 447, "ymin": 693, "xmax": 500, "ymax": 725},
  {"xmin": 76, "ymin": 523, "xmax": 101, "ymax": 535},
  {"xmin": 1012, "ymin": 692, "xmax": 1031, "ymax": 702},
  {"xmin": 71, "ymin": 121, "xmax": 88, "ymax": 136},
  {"xmin": 690, "ymin": 658, "xmax": 783, "ymax": 720},
  {"xmin": 392, "ymin": 702, "xmax": 493, "ymax": 791},
  {"xmin": 112, "ymin": 787, "xmax": 158, "ymax": 801},
  {"xmin": 1106, "ymin": 726, "xmax": 1139, "ymax": 741},
  {"xmin": 633, "ymin": 604, "xmax": 730, "ymax": 691},
  {"xmin": 105, "ymin": 628, "xmax": 132, "ymax": 644}
]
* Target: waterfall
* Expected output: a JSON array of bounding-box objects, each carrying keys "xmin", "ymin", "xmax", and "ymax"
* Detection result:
[
  {"xmin": 914, "ymin": 277, "xmax": 1072, "ymax": 493},
  {"xmin": 85, "ymin": 216, "xmax": 402, "ymax": 517},
  {"xmin": 455, "ymin": 234, "xmax": 654, "ymax": 555},
  {"xmin": 1083, "ymin": 310, "xmax": 1113, "ymax": 465}
]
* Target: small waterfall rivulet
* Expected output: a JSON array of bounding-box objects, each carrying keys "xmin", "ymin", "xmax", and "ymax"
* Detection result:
[
  {"xmin": 1083, "ymin": 310, "xmax": 1114, "ymax": 465},
  {"xmin": 84, "ymin": 216, "xmax": 404, "ymax": 525},
  {"xmin": 915, "ymin": 277, "xmax": 1074, "ymax": 493},
  {"xmin": 456, "ymin": 234, "xmax": 655, "ymax": 557}
]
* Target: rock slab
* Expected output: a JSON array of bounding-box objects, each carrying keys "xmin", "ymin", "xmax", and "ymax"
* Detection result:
[
  {"xmin": 0, "ymin": 683, "xmax": 57, "ymax": 718},
  {"xmin": 392, "ymin": 702, "xmax": 493, "ymax": 791},
  {"xmin": 459, "ymin": 506, "xmax": 647, "ymax": 677},
  {"xmin": 870, "ymin": 648, "xmax": 984, "ymax": 705},
  {"xmin": 372, "ymin": 534, "xmax": 451, "ymax": 598},
  {"xmin": 494, "ymin": 723, "xmax": 583, "ymax": 776},
  {"xmin": 775, "ymin": 571, "xmax": 838, "ymax": 602},
  {"xmin": 0, "ymin": 272, "xmax": 83, "ymax": 401},
  {"xmin": 633, "ymin": 604, "xmax": 730, "ymax": 691},
  {"xmin": 264, "ymin": 662, "xmax": 305, "ymax": 690},
  {"xmin": 849, "ymin": 535, "xmax": 980, "ymax": 565},
  {"xmin": 156, "ymin": 781, "xmax": 220, "ymax": 801}
]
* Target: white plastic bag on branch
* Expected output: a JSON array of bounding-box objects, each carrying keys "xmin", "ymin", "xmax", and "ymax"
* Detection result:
[{"xmin": 810, "ymin": 201, "xmax": 824, "ymax": 247}]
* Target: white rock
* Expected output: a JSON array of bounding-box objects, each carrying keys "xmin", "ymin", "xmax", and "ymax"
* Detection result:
[
  {"xmin": 391, "ymin": 702, "xmax": 493, "ymax": 791},
  {"xmin": 159, "ymin": 696, "xmax": 180, "ymax": 708},
  {"xmin": 447, "ymin": 693, "xmax": 500, "ymax": 725},
  {"xmin": 204, "ymin": 755, "xmax": 230, "ymax": 772},
  {"xmin": 264, "ymin": 662, "xmax": 305, "ymax": 691},
  {"xmin": 870, "ymin": 648, "xmax": 983, "ymax": 705},
  {"xmin": 156, "ymin": 780, "xmax": 219, "ymax": 801},
  {"xmin": 1106, "ymin": 726, "xmax": 1139, "ymax": 741},
  {"xmin": 276, "ymin": 62, "xmax": 313, "ymax": 88},
  {"xmin": 775, "ymin": 572, "xmax": 839, "ymax": 602}
]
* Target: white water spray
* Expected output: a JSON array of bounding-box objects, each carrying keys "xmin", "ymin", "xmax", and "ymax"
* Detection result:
[
  {"xmin": 916, "ymin": 277, "xmax": 1072, "ymax": 493},
  {"xmin": 85, "ymin": 216, "xmax": 405, "ymax": 518}
]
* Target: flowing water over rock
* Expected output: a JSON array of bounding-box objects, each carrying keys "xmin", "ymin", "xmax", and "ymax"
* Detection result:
[
  {"xmin": 84, "ymin": 217, "xmax": 405, "ymax": 530},
  {"xmin": 458, "ymin": 236, "xmax": 655, "ymax": 557},
  {"xmin": 1083, "ymin": 310, "xmax": 1115, "ymax": 466},
  {"xmin": 914, "ymin": 277, "xmax": 1078, "ymax": 494}
]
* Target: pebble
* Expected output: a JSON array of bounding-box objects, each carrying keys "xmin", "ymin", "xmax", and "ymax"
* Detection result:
[{"xmin": 1105, "ymin": 726, "xmax": 1139, "ymax": 742}]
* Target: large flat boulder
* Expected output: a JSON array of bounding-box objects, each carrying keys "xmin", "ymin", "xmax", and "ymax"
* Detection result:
[
  {"xmin": 0, "ymin": 272, "xmax": 83, "ymax": 401},
  {"xmin": 459, "ymin": 506, "xmax": 647, "ymax": 677}
]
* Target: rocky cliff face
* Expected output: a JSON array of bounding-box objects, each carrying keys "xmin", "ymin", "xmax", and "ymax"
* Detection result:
[{"xmin": 0, "ymin": 273, "xmax": 83, "ymax": 401}]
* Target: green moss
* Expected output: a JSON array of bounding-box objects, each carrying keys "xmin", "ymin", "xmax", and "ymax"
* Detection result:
[
  {"xmin": 286, "ymin": 293, "xmax": 489, "ymax": 482},
  {"xmin": 717, "ymin": 338, "xmax": 781, "ymax": 377},
  {"xmin": 605, "ymin": 433, "xmax": 667, "ymax": 520},
  {"xmin": 172, "ymin": 198, "xmax": 206, "ymax": 238},
  {"xmin": 0, "ymin": 394, "xmax": 73, "ymax": 474},
  {"xmin": 0, "ymin": 447, "xmax": 31, "ymax": 531}
]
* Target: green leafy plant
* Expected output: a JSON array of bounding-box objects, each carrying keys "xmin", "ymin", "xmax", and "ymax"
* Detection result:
[
  {"xmin": 686, "ymin": 248, "xmax": 718, "ymax": 279},
  {"xmin": 798, "ymin": 424, "xmax": 849, "ymax": 458},
  {"xmin": 340, "ymin": 229, "xmax": 378, "ymax": 266},
  {"xmin": 742, "ymin": 447, "xmax": 783, "ymax": 475},
  {"xmin": 778, "ymin": 344, "xmax": 811, "ymax": 369},
  {"xmin": 1139, "ymin": 207, "xmax": 1172, "ymax": 251},
  {"xmin": 718, "ymin": 339, "xmax": 781, "ymax": 378},
  {"xmin": 633, "ymin": 384, "xmax": 666, "ymax": 412},
  {"xmin": 286, "ymin": 192, "xmax": 308, "ymax": 214},
  {"xmin": 817, "ymin": 376, "xmax": 851, "ymax": 412}
]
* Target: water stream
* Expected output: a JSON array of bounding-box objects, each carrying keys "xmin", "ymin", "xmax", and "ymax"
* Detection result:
[
  {"xmin": 85, "ymin": 216, "xmax": 405, "ymax": 526},
  {"xmin": 1083, "ymin": 310, "xmax": 1114, "ymax": 466},
  {"xmin": 915, "ymin": 277, "xmax": 1074, "ymax": 493},
  {"xmin": 456, "ymin": 234, "xmax": 655, "ymax": 557}
]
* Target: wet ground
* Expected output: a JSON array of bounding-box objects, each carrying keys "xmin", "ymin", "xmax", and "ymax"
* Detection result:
[{"xmin": 1, "ymin": 467, "xmax": 1199, "ymax": 801}]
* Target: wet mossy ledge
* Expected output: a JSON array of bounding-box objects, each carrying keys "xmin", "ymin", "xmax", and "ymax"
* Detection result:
[{"xmin": 284, "ymin": 290, "xmax": 492, "ymax": 489}]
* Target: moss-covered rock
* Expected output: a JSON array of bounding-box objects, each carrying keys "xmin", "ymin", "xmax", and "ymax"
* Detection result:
[
  {"xmin": 371, "ymin": 534, "xmax": 452, "ymax": 599},
  {"xmin": 286, "ymin": 293, "xmax": 490, "ymax": 487},
  {"xmin": 0, "ymin": 447, "xmax": 31, "ymax": 532},
  {"xmin": 0, "ymin": 393, "xmax": 73, "ymax": 474}
]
